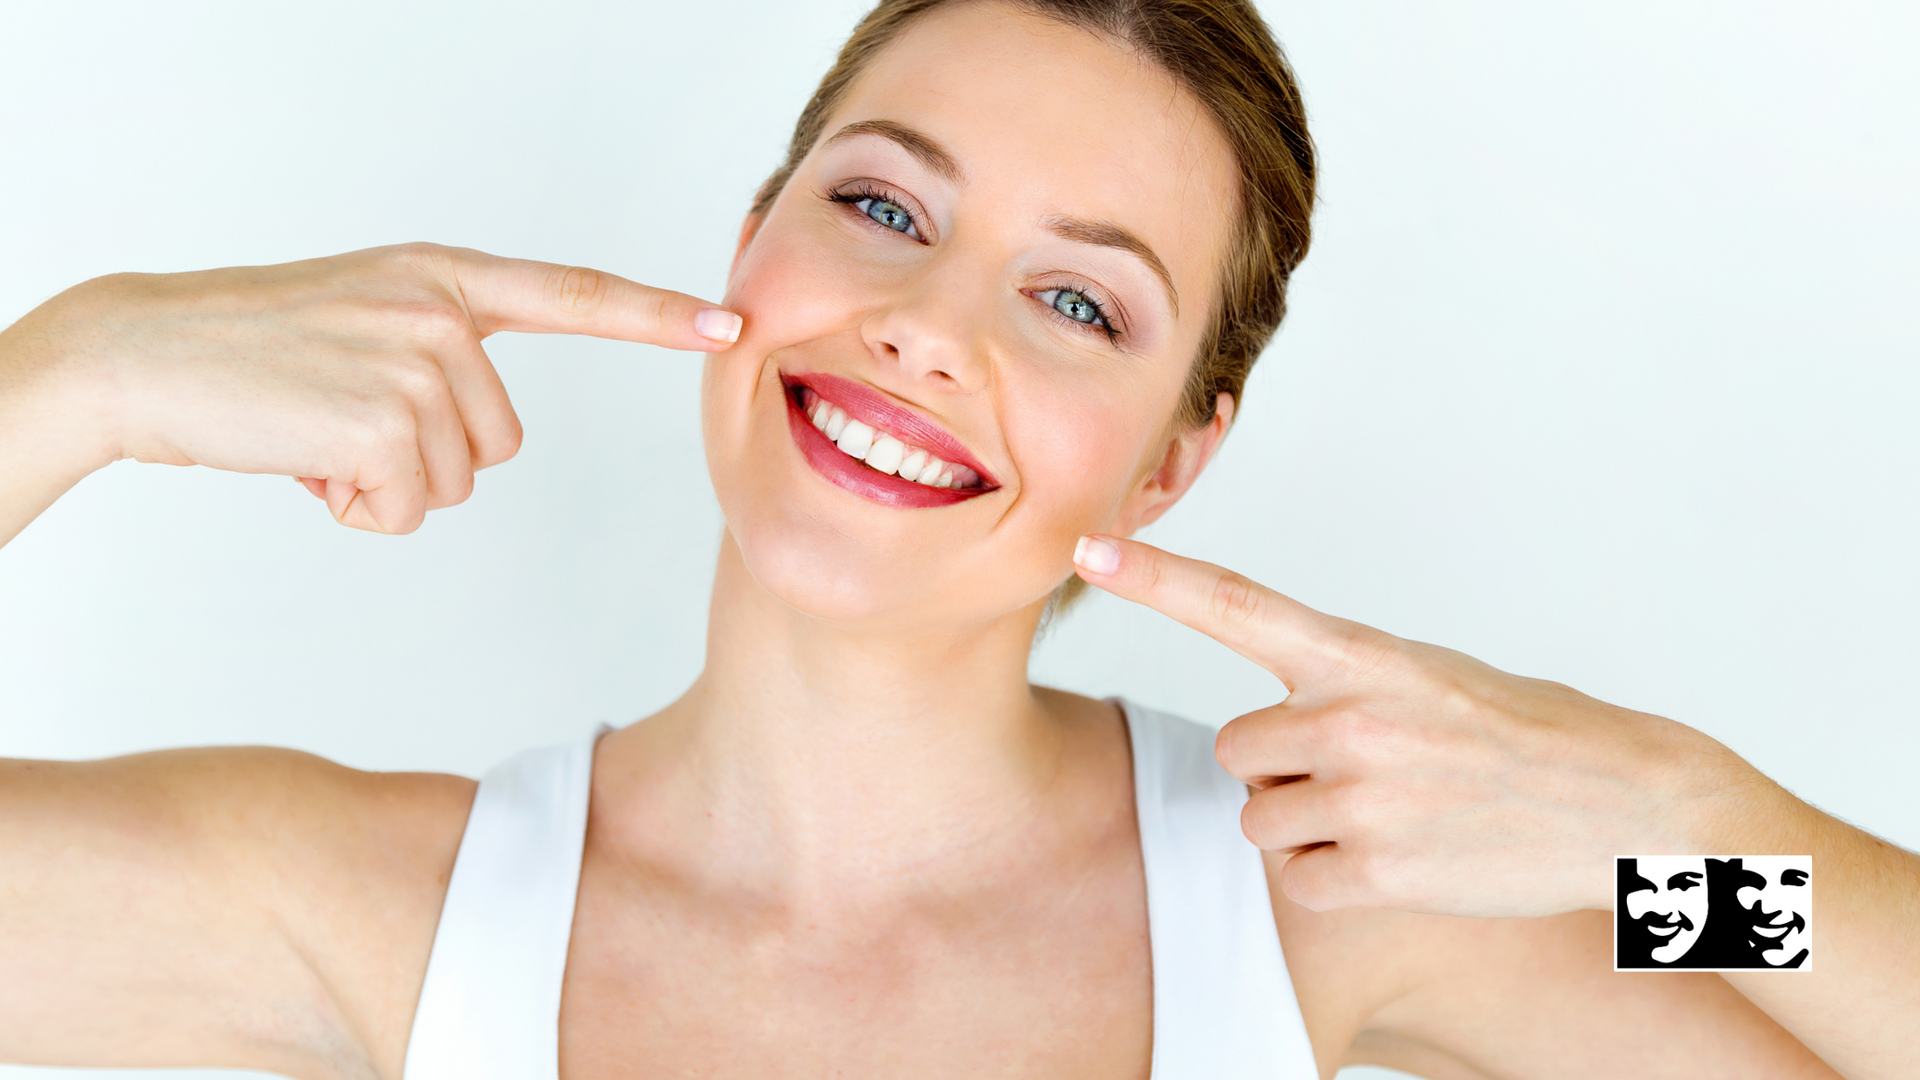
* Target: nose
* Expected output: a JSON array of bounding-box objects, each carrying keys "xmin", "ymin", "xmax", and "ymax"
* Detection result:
[{"xmin": 859, "ymin": 255, "xmax": 991, "ymax": 393}]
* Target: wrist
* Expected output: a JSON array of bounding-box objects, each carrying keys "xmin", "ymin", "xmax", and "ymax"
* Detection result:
[
  {"xmin": 0, "ymin": 282, "xmax": 130, "ymax": 473},
  {"xmin": 1647, "ymin": 720, "xmax": 1811, "ymax": 857}
]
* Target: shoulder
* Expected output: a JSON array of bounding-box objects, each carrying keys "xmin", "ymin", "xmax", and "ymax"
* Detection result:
[
  {"xmin": 184, "ymin": 748, "xmax": 477, "ymax": 1074},
  {"xmin": 31, "ymin": 743, "xmax": 476, "ymax": 881},
  {"xmin": 3, "ymin": 743, "xmax": 474, "ymax": 873},
  {"xmin": 1, "ymin": 746, "xmax": 476, "ymax": 1076}
]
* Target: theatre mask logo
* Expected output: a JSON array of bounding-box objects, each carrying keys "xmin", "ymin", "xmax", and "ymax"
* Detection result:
[{"xmin": 1615, "ymin": 855, "xmax": 1811, "ymax": 971}]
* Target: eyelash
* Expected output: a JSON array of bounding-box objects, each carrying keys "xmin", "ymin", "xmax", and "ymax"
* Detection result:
[{"xmin": 822, "ymin": 183, "xmax": 1125, "ymax": 345}]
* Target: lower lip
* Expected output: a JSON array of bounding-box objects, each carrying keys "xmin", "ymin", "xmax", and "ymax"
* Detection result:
[{"xmin": 784, "ymin": 389, "xmax": 990, "ymax": 509}]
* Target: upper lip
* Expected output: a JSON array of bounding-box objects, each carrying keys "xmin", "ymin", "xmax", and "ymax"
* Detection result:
[{"xmin": 781, "ymin": 371, "xmax": 1000, "ymax": 489}]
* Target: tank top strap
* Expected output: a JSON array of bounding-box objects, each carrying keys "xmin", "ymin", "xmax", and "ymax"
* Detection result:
[
  {"xmin": 402, "ymin": 726, "xmax": 604, "ymax": 1080},
  {"xmin": 1117, "ymin": 698, "xmax": 1320, "ymax": 1079}
]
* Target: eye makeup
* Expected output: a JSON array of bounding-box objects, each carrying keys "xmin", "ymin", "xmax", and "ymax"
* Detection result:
[{"xmin": 819, "ymin": 180, "xmax": 1132, "ymax": 346}]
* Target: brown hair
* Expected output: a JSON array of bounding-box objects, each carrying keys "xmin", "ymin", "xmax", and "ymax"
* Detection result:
[{"xmin": 752, "ymin": 0, "xmax": 1316, "ymax": 617}]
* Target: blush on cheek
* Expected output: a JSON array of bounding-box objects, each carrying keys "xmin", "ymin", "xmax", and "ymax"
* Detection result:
[
  {"xmin": 1012, "ymin": 389, "xmax": 1166, "ymax": 537},
  {"xmin": 726, "ymin": 211, "xmax": 894, "ymax": 340}
]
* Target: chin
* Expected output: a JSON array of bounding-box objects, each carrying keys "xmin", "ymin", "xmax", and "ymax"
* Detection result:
[{"xmin": 731, "ymin": 508, "xmax": 963, "ymax": 625}]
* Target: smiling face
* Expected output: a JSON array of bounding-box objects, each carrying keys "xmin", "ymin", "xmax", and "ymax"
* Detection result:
[
  {"xmin": 1738, "ymin": 864, "xmax": 1812, "ymax": 966},
  {"xmin": 1624, "ymin": 855, "xmax": 1711, "ymax": 964},
  {"xmin": 702, "ymin": 0, "xmax": 1238, "ymax": 629}
]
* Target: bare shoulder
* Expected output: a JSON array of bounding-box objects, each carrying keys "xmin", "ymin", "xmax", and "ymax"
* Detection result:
[
  {"xmin": 1264, "ymin": 852, "xmax": 1838, "ymax": 1079},
  {"xmin": 0, "ymin": 746, "xmax": 475, "ymax": 1079}
]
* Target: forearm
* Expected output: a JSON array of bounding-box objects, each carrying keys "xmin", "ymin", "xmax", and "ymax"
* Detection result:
[
  {"xmin": 0, "ymin": 296, "xmax": 118, "ymax": 547},
  {"xmin": 1710, "ymin": 780, "xmax": 1920, "ymax": 1079}
]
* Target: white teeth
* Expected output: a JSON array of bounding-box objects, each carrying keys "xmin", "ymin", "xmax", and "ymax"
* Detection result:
[
  {"xmin": 864, "ymin": 434, "xmax": 906, "ymax": 475},
  {"xmin": 835, "ymin": 419, "xmax": 874, "ymax": 458},
  {"xmin": 802, "ymin": 388, "xmax": 981, "ymax": 491}
]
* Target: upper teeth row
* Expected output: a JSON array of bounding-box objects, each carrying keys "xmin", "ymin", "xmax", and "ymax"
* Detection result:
[{"xmin": 803, "ymin": 389, "xmax": 980, "ymax": 489}]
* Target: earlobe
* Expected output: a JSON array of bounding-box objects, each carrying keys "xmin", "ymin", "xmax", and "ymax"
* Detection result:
[{"xmin": 1110, "ymin": 393, "xmax": 1237, "ymax": 537}]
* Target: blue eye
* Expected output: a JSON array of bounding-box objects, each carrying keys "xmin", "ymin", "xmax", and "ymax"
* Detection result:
[
  {"xmin": 859, "ymin": 197, "xmax": 912, "ymax": 233},
  {"xmin": 829, "ymin": 186, "xmax": 923, "ymax": 240},
  {"xmin": 1051, "ymin": 289, "xmax": 1102, "ymax": 326},
  {"xmin": 1037, "ymin": 287, "xmax": 1117, "ymax": 342}
]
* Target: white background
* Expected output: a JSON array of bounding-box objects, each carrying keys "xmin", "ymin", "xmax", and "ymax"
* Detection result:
[{"xmin": 2, "ymin": 2, "xmax": 1914, "ymax": 1078}]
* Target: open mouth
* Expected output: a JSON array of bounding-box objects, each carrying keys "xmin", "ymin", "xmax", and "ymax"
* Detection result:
[{"xmin": 781, "ymin": 372, "xmax": 999, "ymax": 509}]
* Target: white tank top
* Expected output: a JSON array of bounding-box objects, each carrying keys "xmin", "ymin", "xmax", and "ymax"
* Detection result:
[{"xmin": 402, "ymin": 699, "xmax": 1319, "ymax": 1079}]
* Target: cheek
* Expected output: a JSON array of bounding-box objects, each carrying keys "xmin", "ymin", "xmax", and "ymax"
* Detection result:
[
  {"xmin": 725, "ymin": 219, "xmax": 875, "ymax": 344},
  {"xmin": 1005, "ymin": 383, "xmax": 1154, "ymax": 536}
]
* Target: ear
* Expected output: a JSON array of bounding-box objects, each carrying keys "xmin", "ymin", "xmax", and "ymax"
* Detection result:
[{"xmin": 1109, "ymin": 392, "xmax": 1236, "ymax": 537}]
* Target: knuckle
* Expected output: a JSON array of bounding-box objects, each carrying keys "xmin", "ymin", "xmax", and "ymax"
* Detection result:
[
  {"xmin": 1214, "ymin": 719, "xmax": 1242, "ymax": 763},
  {"xmin": 1327, "ymin": 624, "xmax": 1404, "ymax": 682},
  {"xmin": 388, "ymin": 354, "xmax": 445, "ymax": 398},
  {"xmin": 411, "ymin": 301, "xmax": 473, "ymax": 346},
  {"xmin": 1240, "ymin": 797, "xmax": 1277, "ymax": 848},
  {"xmin": 546, "ymin": 265, "xmax": 609, "ymax": 319},
  {"xmin": 483, "ymin": 416, "xmax": 525, "ymax": 466},
  {"xmin": 1210, "ymin": 571, "xmax": 1265, "ymax": 629},
  {"xmin": 442, "ymin": 471, "xmax": 476, "ymax": 506},
  {"xmin": 1321, "ymin": 706, "xmax": 1392, "ymax": 756},
  {"xmin": 354, "ymin": 397, "xmax": 417, "ymax": 458},
  {"xmin": 387, "ymin": 241, "xmax": 447, "ymax": 270}
]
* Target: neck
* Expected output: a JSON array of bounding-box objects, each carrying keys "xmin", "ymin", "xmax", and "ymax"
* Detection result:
[{"xmin": 600, "ymin": 534, "xmax": 1123, "ymax": 910}]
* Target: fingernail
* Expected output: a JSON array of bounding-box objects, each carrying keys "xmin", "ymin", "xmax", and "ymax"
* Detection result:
[
  {"xmin": 695, "ymin": 308, "xmax": 742, "ymax": 343},
  {"xmin": 1073, "ymin": 535, "xmax": 1120, "ymax": 575}
]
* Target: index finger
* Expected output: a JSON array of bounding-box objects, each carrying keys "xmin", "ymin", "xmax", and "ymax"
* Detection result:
[
  {"xmin": 1071, "ymin": 534, "xmax": 1349, "ymax": 687},
  {"xmin": 431, "ymin": 246, "xmax": 743, "ymax": 351}
]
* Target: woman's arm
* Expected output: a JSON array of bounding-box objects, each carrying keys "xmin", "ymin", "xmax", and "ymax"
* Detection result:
[
  {"xmin": 0, "ymin": 245, "xmax": 741, "ymax": 1070},
  {"xmin": 0, "ymin": 243, "xmax": 741, "ymax": 546},
  {"xmin": 1073, "ymin": 534, "xmax": 1919, "ymax": 1079},
  {"xmin": 1274, "ymin": 891, "xmax": 1840, "ymax": 1080},
  {"xmin": 0, "ymin": 748, "xmax": 473, "ymax": 1078},
  {"xmin": 0, "ymin": 292, "xmax": 118, "ymax": 545}
]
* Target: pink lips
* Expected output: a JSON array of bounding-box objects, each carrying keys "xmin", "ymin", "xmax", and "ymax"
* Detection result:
[{"xmin": 781, "ymin": 372, "xmax": 999, "ymax": 509}]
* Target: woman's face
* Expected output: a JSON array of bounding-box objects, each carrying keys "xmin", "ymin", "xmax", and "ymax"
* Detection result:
[{"xmin": 704, "ymin": 0, "xmax": 1237, "ymax": 628}]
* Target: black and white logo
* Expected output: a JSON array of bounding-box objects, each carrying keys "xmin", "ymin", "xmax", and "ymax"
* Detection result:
[{"xmin": 1614, "ymin": 855, "xmax": 1811, "ymax": 971}]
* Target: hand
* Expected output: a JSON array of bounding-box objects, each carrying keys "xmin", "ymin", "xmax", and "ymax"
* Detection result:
[
  {"xmin": 4, "ymin": 243, "xmax": 741, "ymax": 535},
  {"xmin": 1072, "ymin": 534, "xmax": 1768, "ymax": 918}
]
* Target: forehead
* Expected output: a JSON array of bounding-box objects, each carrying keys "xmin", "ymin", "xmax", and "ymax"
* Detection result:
[{"xmin": 824, "ymin": 1, "xmax": 1237, "ymax": 310}]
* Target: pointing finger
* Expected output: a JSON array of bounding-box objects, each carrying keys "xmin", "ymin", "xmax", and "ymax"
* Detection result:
[
  {"xmin": 1072, "ymin": 534, "xmax": 1356, "ymax": 687},
  {"xmin": 425, "ymin": 246, "xmax": 743, "ymax": 351}
]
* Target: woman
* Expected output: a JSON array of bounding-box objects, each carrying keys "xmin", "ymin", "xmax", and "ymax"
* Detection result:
[{"xmin": 0, "ymin": 1, "xmax": 1913, "ymax": 1077}]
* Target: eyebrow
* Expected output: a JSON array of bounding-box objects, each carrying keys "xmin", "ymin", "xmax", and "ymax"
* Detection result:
[
  {"xmin": 1046, "ymin": 215, "xmax": 1180, "ymax": 317},
  {"xmin": 824, "ymin": 119, "xmax": 1182, "ymax": 319},
  {"xmin": 824, "ymin": 119, "xmax": 964, "ymax": 184}
]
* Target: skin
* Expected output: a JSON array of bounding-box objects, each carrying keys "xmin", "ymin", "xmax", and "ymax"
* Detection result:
[{"xmin": 0, "ymin": 3, "xmax": 1915, "ymax": 1078}]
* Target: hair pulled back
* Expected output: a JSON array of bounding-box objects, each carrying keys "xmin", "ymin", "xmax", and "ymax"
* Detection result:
[{"xmin": 752, "ymin": 0, "xmax": 1317, "ymax": 431}]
